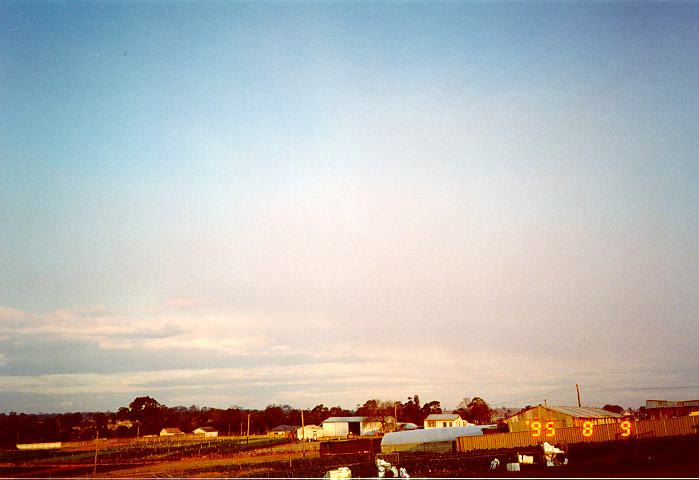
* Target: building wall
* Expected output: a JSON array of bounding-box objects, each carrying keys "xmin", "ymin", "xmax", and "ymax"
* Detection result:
[
  {"xmin": 297, "ymin": 426, "xmax": 324, "ymax": 440},
  {"xmin": 458, "ymin": 416, "xmax": 699, "ymax": 452},
  {"xmin": 381, "ymin": 440, "xmax": 454, "ymax": 454},
  {"xmin": 506, "ymin": 406, "xmax": 619, "ymax": 433},
  {"xmin": 323, "ymin": 422, "xmax": 349, "ymax": 437},
  {"xmin": 424, "ymin": 418, "xmax": 468, "ymax": 428},
  {"xmin": 360, "ymin": 420, "xmax": 384, "ymax": 435}
]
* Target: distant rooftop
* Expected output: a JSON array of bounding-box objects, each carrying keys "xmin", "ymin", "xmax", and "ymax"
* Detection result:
[
  {"xmin": 194, "ymin": 426, "xmax": 217, "ymax": 432},
  {"xmin": 425, "ymin": 413, "xmax": 462, "ymax": 421},
  {"xmin": 534, "ymin": 405, "xmax": 624, "ymax": 418},
  {"xmin": 322, "ymin": 416, "xmax": 366, "ymax": 423}
]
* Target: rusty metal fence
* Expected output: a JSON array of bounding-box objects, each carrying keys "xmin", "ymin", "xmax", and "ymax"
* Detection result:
[{"xmin": 457, "ymin": 415, "xmax": 699, "ymax": 452}]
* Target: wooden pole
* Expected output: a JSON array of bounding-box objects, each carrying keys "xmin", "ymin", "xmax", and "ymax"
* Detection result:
[
  {"xmin": 576, "ymin": 384, "xmax": 582, "ymax": 407},
  {"xmin": 394, "ymin": 403, "xmax": 398, "ymax": 432},
  {"xmin": 301, "ymin": 409, "xmax": 305, "ymax": 458},
  {"xmin": 93, "ymin": 428, "xmax": 99, "ymax": 476},
  {"xmin": 246, "ymin": 413, "xmax": 251, "ymax": 445}
]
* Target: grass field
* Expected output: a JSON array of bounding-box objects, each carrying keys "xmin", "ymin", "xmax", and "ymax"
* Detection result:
[
  {"xmin": 3, "ymin": 434, "xmax": 698, "ymax": 478},
  {"xmin": 0, "ymin": 434, "xmax": 318, "ymax": 478}
]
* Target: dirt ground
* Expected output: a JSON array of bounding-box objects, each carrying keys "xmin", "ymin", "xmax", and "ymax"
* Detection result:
[{"xmin": 96, "ymin": 440, "xmax": 321, "ymax": 477}]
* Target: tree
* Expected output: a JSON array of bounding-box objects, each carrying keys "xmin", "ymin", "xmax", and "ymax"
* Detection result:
[
  {"xmin": 356, "ymin": 399, "xmax": 397, "ymax": 432},
  {"xmin": 128, "ymin": 396, "xmax": 164, "ymax": 435},
  {"xmin": 263, "ymin": 405, "xmax": 287, "ymax": 429},
  {"xmin": 419, "ymin": 400, "xmax": 442, "ymax": 424},
  {"xmin": 465, "ymin": 397, "xmax": 492, "ymax": 425},
  {"xmin": 402, "ymin": 395, "xmax": 421, "ymax": 425},
  {"xmin": 602, "ymin": 404, "xmax": 625, "ymax": 415},
  {"xmin": 308, "ymin": 404, "xmax": 330, "ymax": 425}
]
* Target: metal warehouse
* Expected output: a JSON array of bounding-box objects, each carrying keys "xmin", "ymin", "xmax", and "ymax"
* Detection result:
[{"xmin": 506, "ymin": 405, "xmax": 624, "ymax": 433}]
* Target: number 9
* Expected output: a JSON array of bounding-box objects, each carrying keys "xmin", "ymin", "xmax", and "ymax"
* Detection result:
[
  {"xmin": 621, "ymin": 420, "xmax": 632, "ymax": 437},
  {"xmin": 545, "ymin": 421, "xmax": 555, "ymax": 437}
]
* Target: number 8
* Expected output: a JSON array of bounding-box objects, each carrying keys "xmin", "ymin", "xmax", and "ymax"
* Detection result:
[
  {"xmin": 531, "ymin": 421, "xmax": 542, "ymax": 437},
  {"xmin": 582, "ymin": 421, "xmax": 593, "ymax": 437}
]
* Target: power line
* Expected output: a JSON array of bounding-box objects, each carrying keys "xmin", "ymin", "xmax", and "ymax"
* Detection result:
[
  {"xmin": 493, "ymin": 386, "xmax": 574, "ymax": 406},
  {"xmin": 492, "ymin": 384, "xmax": 699, "ymax": 407},
  {"xmin": 583, "ymin": 384, "xmax": 699, "ymax": 392}
]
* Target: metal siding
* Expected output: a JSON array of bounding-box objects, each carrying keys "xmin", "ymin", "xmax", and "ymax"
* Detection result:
[
  {"xmin": 457, "ymin": 416, "xmax": 699, "ymax": 452},
  {"xmin": 382, "ymin": 441, "xmax": 454, "ymax": 454}
]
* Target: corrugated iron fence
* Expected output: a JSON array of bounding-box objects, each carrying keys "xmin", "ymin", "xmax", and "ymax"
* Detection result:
[
  {"xmin": 320, "ymin": 438, "xmax": 382, "ymax": 456},
  {"xmin": 457, "ymin": 416, "xmax": 699, "ymax": 452}
]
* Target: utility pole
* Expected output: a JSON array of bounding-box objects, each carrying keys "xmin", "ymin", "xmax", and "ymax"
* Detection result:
[
  {"xmin": 394, "ymin": 403, "xmax": 398, "ymax": 432},
  {"xmin": 93, "ymin": 427, "xmax": 99, "ymax": 476},
  {"xmin": 576, "ymin": 384, "xmax": 582, "ymax": 407},
  {"xmin": 301, "ymin": 409, "xmax": 305, "ymax": 458},
  {"xmin": 246, "ymin": 413, "xmax": 251, "ymax": 445}
]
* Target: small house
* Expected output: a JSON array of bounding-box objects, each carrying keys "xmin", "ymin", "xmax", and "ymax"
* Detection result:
[
  {"xmin": 268, "ymin": 425, "xmax": 298, "ymax": 436},
  {"xmin": 424, "ymin": 413, "xmax": 469, "ymax": 428},
  {"xmin": 159, "ymin": 427, "xmax": 185, "ymax": 437}
]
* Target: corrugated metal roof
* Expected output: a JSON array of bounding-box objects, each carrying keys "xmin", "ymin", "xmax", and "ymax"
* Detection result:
[
  {"xmin": 381, "ymin": 425, "xmax": 494, "ymax": 446},
  {"xmin": 194, "ymin": 426, "xmax": 217, "ymax": 432},
  {"xmin": 161, "ymin": 428, "xmax": 183, "ymax": 434},
  {"xmin": 545, "ymin": 405, "xmax": 623, "ymax": 418},
  {"xmin": 425, "ymin": 413, "xmax": 462, "ymax": 421},
  {"xmin": 322, "ymin": 416, "xmax": 366, "ymax": 423},
  {"xmin": 269, "ymin": 424, "xmax": 298, "ymax": 432}
]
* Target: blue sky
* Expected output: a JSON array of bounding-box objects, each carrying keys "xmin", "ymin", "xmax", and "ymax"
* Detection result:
[{"xmin": 1, "ymin": 1, "xmax": 698, "ymax": 413}]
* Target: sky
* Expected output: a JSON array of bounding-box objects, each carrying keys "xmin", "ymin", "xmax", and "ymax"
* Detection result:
[{"xmin": 0, "ymin": 0, "xmax": 698, "ymax": 413}]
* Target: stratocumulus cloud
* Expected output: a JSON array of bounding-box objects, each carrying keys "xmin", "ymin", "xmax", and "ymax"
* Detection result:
[{"xmin": 0, "ymin": 1, "xmax": 697, "ymax": 412}]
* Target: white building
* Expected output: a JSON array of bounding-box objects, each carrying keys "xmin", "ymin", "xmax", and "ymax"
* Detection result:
[
  {"xmin": 297, "ymin": 424, "xmax": 325, "ymax": 441},
  {"xmin": 424, "ymin": 413, "xmax": 469, "ymax": 429},
  {"xmin": 321, "ymin": 416, "xmax": 391, "ymax": 437},
  {"xmin": 193, "ymin": 426, "xmax": 219, "ymax": 437}
]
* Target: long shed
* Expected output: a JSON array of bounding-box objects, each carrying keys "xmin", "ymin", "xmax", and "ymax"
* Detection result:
[
  {"xmin": 381, "ymin": 425, "xmax": 492, "ymax": 453},
  {"xmin": 321, "ymin": 416, "xmax": 387, "ymax": 437},
  {"xmin": 506, "ymin": 405, "xmax": 624, "ymax": 433}
]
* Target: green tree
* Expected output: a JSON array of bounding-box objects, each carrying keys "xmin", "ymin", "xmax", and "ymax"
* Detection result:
[
  {"xmin": 465, "ymin": 397, "xmax": 492, "ymax": 424},
  {"xmin": 403, "ymin": 395, "xmax": 421, "ymax": 425},
  {"xmin": 128, "ymin": 396, "xmax": 164, "ymax": 435},
  {"xmin": 419, "ymin": 400, "xmax": 442, "ymax": 424},
  {"xmin": 602, "ymin": 404, "xmax": 625, "ymax": 415}
]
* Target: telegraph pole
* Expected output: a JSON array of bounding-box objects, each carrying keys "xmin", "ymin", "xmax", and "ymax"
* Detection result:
[
  {"xmin": 394, "ymin": 403, "xmax": 398, "ymax": 432},
  {"xmin": 246, "ymin": 413, "xmax": 251, "ymax": 445},
  {"xmin": 301, "ymin": 409, "xmax": 305, "ymax": 458},
  {"xmin": 576, "ymin": 384, "xmax": 582, "ymax": 407},
  {"xmin": 93, "ymin": 428, "xmax": 99, "ymax": 476}
]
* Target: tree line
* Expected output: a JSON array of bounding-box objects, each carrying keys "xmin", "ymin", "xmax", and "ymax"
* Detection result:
[{"xmin": 0, "ymin": 394, "xmax": 495, "ymax": 447}]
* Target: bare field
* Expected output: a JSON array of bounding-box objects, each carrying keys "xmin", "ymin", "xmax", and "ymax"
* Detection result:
[
  {"xmin": 102, "ymin": 440, "xmax": 321, "ymax": 478},
  {"xmin": 1, "ymin": 435, "xmax": 321, "ymax": 478}
]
